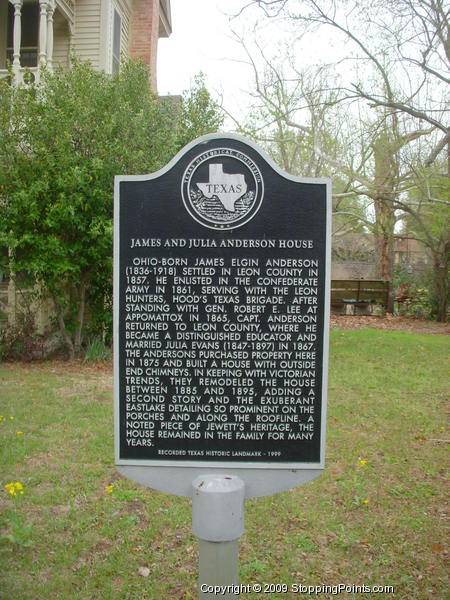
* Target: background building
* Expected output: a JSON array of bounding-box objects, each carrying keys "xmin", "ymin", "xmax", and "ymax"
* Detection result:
[{"xmin": 0, "ymin": 0, "xmax": 172, "ymax": 90}]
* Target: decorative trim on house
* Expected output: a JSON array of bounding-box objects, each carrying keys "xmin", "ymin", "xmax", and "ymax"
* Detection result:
[
  {"xmin": 56, "ymin": 0, "xmax": 74, "ymax": 23},
  {"xmin": 159, "ymin": 0, "xmax": 171, "ymax": 37}
]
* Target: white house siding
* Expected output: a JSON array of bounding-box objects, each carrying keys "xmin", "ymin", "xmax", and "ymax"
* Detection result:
[
  {"xmin": 53, "ymin": 10, "xmax": 70, "ymax": 70},
  {"xmin": 73, "ymin": 0, "xmax": 102, "ymax": 70}
]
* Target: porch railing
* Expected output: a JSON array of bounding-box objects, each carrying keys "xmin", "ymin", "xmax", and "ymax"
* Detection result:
[
  {"xmin": 0, "ymin": 67, "xmax": 39, "ymax": 85},
  {"xmin": 7, "ymin": 47, "xmax": 38, "ymax": 69}
]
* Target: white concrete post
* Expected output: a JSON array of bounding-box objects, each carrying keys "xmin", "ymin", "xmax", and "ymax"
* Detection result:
[
  {"xmin": 12, "ymin": 1, "xmax": 22, "ymax": 76},
  {"xmin": 46, "ymin": 1, "xmax": 55, "ymax": 71},
  {"xmin": 39, "ymin": 0, "xmax": 48, "ymax": 66},
  {"xmin": 192, "ymin": 475, "xmax": 245, "ymax": 599}
]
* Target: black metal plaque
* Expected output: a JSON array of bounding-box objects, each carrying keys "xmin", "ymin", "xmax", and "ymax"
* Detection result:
[{"xmin": 115, "ymin": 134, "xmax": 330, "ymax": 469}]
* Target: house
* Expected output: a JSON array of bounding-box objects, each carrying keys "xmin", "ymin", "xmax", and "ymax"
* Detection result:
[
  {"xmin": 331, "ymin": 232, "xmax": 431, "ymax": 279},
  {"xmin": 0, "ymin": 0, "xmax": 172, "ymax": 332},
  {"xmin": 0, "ymin": 0, "xmax": 172, "ymax": 90}
]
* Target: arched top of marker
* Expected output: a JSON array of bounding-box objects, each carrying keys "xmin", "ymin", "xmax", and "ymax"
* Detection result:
[{"xmin": 114, "ymin": 132, "xmax": 330, "ymax": 187}]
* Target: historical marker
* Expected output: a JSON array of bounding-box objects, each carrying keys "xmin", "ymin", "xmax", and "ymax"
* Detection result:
[{"xmin": 114, "ymin": 134, "xmax": 331, "ymax": 498}]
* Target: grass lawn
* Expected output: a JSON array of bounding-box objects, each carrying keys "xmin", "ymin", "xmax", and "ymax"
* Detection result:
[{"xmin": 0, "ymin": 328, "xmax": 448, "ymax": 599}]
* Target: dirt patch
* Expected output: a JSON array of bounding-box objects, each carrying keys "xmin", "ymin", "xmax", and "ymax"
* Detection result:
[
  {"xmin": 72, "ymin": 539, "xmax": 115, "ymax": 571},
  {"xmin": 56, "ymin": 378, "xmax": 93, "ymax": 397},
  {"xmin": 26, "ymin": 450, "xmax": 56, "ymax": 469},
  {"xmin": 331, "ymin": 314, "xmax": 449, "ymax": 335}
]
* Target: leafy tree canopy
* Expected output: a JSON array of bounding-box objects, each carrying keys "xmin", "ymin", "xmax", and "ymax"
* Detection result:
[{"xmin": 0, "ymin": 59, "xmax": 223, "ymax": 356}]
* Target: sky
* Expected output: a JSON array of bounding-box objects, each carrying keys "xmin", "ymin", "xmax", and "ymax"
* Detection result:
[
  {"xmin": 157, "ymin": 0, "xmax": 272, "ymax": 125},
  {"xmin": 157, "ymin": 0, "xmax": 352, "ymax": 128}
]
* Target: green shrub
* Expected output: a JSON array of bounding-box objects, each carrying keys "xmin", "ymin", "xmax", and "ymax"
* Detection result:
[
  {"xmin": 84, "ymin": 337, "xmax": 111, "ymax": 362},
  {"xmin": 0, "ymin": 312, "xmax": 44, "ymax": 361},
  {"xmin": 394, "ymin": 266, "xmax": 442, "ymax": 320}
]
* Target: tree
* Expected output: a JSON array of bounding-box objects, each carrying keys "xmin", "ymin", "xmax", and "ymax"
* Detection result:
[
  {"xmin": 0, "ymin": 60, "xmax": 223, "ymax": 357},
  {"xmin": 236, "ymin": 0, "xmax": 449, "ymax": 315},
  {"xmin": 241, "ymin": 0, "xmax": 449, "ymax": 169},
  {"xmin": 229, "ymin": 35, "xmax": 370, "ymax": 238},
  {"xmin": 398, "ymin": 160, "xmax": 449, "ymax": 320},
  {"xmin": 175, "ymin": 73, "xmax": 224, "ymax": 148}
]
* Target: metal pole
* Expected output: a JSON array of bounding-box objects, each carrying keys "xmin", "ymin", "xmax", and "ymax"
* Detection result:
[{"xmin": 192, "ymin": 475, "xmax": 245, "ymax": 599}]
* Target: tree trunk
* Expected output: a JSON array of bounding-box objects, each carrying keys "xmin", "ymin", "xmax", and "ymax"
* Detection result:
[
  {"xmin": 372, "ymin": 129, "xmax": 398, "ymax": 315},
  {"xmin": 433, "ymin": 249, "xmax": 448, "ymax": 322},
  {"xmin": 74, "ymin": 275, "xmax": 87, "ymax": 355},
  {"xmin": 374, "ymin": 199, "xmax": 396, "ymax": 313},
  {"xmin": 53, "ymin": 297, "xmax": 74, "ymax": 359},
  {"xmin": 433, "ymin": 141, "xmax": 450, "ymax": 322}
]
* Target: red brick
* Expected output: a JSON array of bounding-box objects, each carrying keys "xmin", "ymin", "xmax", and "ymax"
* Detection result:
[{"xmin": 129, "ymin": 0, "xmax": 159, "ymax": 91}]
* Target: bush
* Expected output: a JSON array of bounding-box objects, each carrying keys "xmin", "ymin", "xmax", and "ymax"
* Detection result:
[
  {"xmin": 0, "ymin": 61, "xmax": 223, "ymax": 357},
  {"xmin": 394, "ymin": 266, "xmax": 440, "ymax": 320},
  {"xmin": 84, "ymin": 337, "xmax": 111, "ymax": 362},
  {"xmin": 0, "ymin": 311, "xmax": 44, "ymax": 361}
]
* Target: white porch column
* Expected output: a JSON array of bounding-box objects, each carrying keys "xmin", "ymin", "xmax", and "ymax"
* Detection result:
[
  {"xmin": 46, "ymin": 1, "xmax": 55, "ymax": 71},
  {"xmin": 68, "ymin": 22, "xmax": 74, "ymax": 67},
  {"xmin": 39, "ymin": 0, "xmax": 48, "ymax": 66},
  {"xmin": 12, "ymin": 0, "xmax": 23, "ymax": 76}
]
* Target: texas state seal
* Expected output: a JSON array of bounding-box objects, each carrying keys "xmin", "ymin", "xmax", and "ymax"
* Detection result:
[{"xmin": 181, "ymin": 148, "xmax": 264, "ymax": 230}]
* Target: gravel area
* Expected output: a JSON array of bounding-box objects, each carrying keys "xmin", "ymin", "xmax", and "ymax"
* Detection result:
[{"xmin": 330, "ymin": 314, "xmax": 449, "ymax": 335}]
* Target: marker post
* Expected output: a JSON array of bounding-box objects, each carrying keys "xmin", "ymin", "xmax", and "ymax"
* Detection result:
[{"xmin": 192, "ymin": 475, "xmax": 245, "ymax": 598}]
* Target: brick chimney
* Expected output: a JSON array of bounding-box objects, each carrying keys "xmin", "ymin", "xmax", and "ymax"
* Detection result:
[{"xmin": 129, "ymin": 0, "xmax": 160, "ymax": 91}]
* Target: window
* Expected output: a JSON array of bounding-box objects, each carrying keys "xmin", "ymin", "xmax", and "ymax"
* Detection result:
[{"xmin": 112, "ymin": 9, "xmax": 121, "ymax": 75}]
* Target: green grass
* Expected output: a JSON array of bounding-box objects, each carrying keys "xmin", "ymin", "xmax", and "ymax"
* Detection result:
[{"xmin": 0, "ymin": 329, "xmax": 448, "ymax": 599}]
